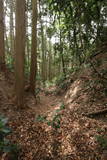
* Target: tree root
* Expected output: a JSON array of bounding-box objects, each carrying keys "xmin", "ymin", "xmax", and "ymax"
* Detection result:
[{"xmin": 83, "ymin": 109, "xmax": 107, "ymax": 118}]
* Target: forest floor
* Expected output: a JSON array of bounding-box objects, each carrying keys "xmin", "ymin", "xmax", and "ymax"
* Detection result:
[{"xmin": 0, "ymin": 58, "xmax": 107, "ymax": 160}]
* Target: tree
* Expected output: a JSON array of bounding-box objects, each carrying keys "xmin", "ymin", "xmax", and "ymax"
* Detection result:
[
  {"xmin": 9, "ymin": 0, "xmax": 14, "ymax": 58},
  {"xmin": 39, "ymin": 0, "xmax": 47, "ymax": 84},
  {"xmin": 29, "ymin": 0, "xmax": 38, "ymax": 94},
  {"xmin": 0, "ymin": 0, "xmax": 5, "ymax": 70},
  {"xmin": 26, "ymin": 0, "xmax": 31, "ymax": 73},
  {"xmin": 15, "ymin": 0, "xmax": 26, "ymax": 107},
  {"xmin": 47, "ymin": 0, "xmax": 107, "ymax": 68}
]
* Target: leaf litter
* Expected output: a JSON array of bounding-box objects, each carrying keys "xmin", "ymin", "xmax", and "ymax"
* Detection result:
[{"xmin": 0, "ymin": 62, "xmax": 107, "ymax": 160}]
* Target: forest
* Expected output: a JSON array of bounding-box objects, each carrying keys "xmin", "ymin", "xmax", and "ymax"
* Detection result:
[{"xmin": 0, "ymin": 0, "xmax": 107, "ymax": 159}]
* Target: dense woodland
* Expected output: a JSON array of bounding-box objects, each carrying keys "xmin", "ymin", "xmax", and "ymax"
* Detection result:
[{"xmin": 0, "ymin": 0, "xmax": 107, "ymax": 159}]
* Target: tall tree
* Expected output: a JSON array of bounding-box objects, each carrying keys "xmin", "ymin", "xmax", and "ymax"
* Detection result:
[
  {"xmin": 15, "ymin": 0, "xmax": 26, "ymax": 107},
  {"xmin": 9, "ymin": 0, "xmax": 14, "ymax": 57},
  {"xmin": 0, "ymin": 0, "xmax": 5, "ymax": 70},
  {"xmin": 26, "ymin": 0, "xmax": 31, "ymax": 73},
  {"xmin": 29, "ymin": 0, "xmax": 37, "ymax": 94},
  {"xmin": 39, "ymin": 0, "xmax": 47, "ymax": 84}
]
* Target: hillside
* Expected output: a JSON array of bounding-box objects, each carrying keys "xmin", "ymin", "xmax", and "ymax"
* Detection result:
[{"xmin": 0, "ymin": 48, "xmax": 107, "ymax": 160}]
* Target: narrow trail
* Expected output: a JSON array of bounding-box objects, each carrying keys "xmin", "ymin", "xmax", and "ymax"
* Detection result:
[
  {"xmin": 0, "ymin": 72, "xmax": 107, "ymax": 160},
  {"xmin": 0, "ymin": 72, "xmax": 64, "ymax": 160},
  {"xmin": 27, "ymin": 92, "xmax": 63, "ymax": 116},
  {"xmin": 0, "ymin": 72, "xmax": 63, "ymax": 116}
]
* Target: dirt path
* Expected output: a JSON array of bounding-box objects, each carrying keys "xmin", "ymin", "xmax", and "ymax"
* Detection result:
[
  {"xmin": 0, "ymin": 72, "xmax": 63, "ymax": 116},
  {"xmin": 28, "ymin": 92, "xmax": 63, "ymax": 116},
  {"xmin": 0, "ymin": 72, "xmax": 65, "ymax": 160},
  {"xmin": 0, "ymin": 72, "xmax": 107, "ymax": 160},
  {"xmin": 0, "ymin": 72, "xmax": 63, "ymax": 125}
]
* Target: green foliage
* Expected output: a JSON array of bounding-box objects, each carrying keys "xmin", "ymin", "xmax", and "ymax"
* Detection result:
[
  {"xmin": 95, "ymin": 135, "xmax": 107, "ymax": 149},
  {"xmin": 0, "ymin": 115, "xmax": 20, "ymax": 159},
  {"xmin": 55, "ymin": 103, "xmax": 65, "ymax": 113},
  {"xmin": 60, "ymin": 103, "xmax": 65, "ymax": 110},
  {"xmin": 46, "ymin": 27, "xmax": 56, "ymax": 39},
  {"xmin": 0, "ymin": 115, "xmax": 11, "ymax": 140},
  {"xmin": 35, "ymin": 88, "xmax": 41, "ymax": 95},
  {"xmin": 58, "ymin": 80, "xmax": 71, "ymax": 91},
  {"xmin": 36, "ymin": 115, "xmax": 47, "ymax": 122},
  {"xmin": 6, "ymin": 56, "xmax": 14, "ymax": 71},
  {"xmin": 36, "ymin": 114, "xmax": 61, "ymax": 129},
  {"xmin": 55, "ymin": 73, "xmax": 73, "ymax": 94},
  {"xmin": 55, "ymin": 73, "xmax": 66, "ymax": 86},
  {"xmin": 5, "ymin": 0, "xmax": 107, "ymax": 87},
  {"xmin": 46, "ymin": 0, "xmax": 107, "ymax": 72},
  {"xmin": 7, "ymin": 63, "xmax": 14, "ymax": 71},
  {"xmin": 36, "ymin": 103, "xmax": 65, "ymax": 130},
  {"xmin": 45, "ymin": 80, "xmax": 55, "ymax": 88},
  {"xmin": 50, "ymin": 114, "xmax": 61, "ymax": 129}
]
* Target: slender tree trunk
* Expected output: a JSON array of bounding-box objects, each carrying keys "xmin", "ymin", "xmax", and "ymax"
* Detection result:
[
  {"xmin": 39, "ymin": 1, "xmax": 47, "ymax": 85},
  {"xmin": 26, "ymin": 0, "xmax": 30, "ymax": 73},
  {"xmin": 10, "ymin": 0, "xmax": 14, "ymax": 58},
  {"xmin": 41, "ymin": 20, "xmax": 46, "ymax": 84},
  {"xmin": 0, "ymin": 0, "xmax": 5, "ymax": 70},
  {"xmin": 15, "ymin": 0, "xmax": 26, "ymax": 107},
  {"xmin": 48, "ymin": 39, "xmax": 52, "ymax": 81},
  {"xmin": 60, "ymin": 32, "xmax": 66, "ymax": 75},
  {"xmin": 29, "ymin": 0, "xmax": 37, "ymax": 94},
  {"xmin": 59, "ymin": 14, "xmax": 66, "ymax": 76},
  {"xmin": 4, "ymin": 0, "xmax": 10, "ymax": 59}
]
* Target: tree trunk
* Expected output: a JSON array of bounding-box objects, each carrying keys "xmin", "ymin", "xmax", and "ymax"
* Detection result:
[
  {"xmin": 9, "ymin": 0, "xmax": 14, "ymax": 58},
  {"xmin": 39, "ymin": 1, "xmax": 47, "ymax": 85},
  {"xmin": 26, "ymin": 0, "xmax": 31, "ymax": 73},
  {"xmin": 15, "ymin": 0, "xmax": 26, "ymax": 107},
  {"xmin": 29, "ymin": 0, "xmax": 37, "ymax": 94},
  {"xmin": 0, "ymin": 0, "xmax": 5, "ymax": 70},
  {"xmin": 59, "ymin": 15, "xmax": 66, "ymax": 76},
  {"xmin": 48, "ymin": 39, "xmax": 52, "ymax": 81},
  {"xmin": 41, "ymin": 20, "xmax": 46, "ymax": 84}
]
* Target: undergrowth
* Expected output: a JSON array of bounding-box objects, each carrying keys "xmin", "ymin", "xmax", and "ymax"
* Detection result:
[
  {"xmin": 0, "ymin": 115, "xmax": 20, "ymax": 159},
  {"xmin": 36, "ymin": 103, "xmax": 65, "ymax": 130}
]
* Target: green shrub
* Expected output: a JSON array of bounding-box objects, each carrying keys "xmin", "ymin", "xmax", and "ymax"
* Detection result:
[
  {"xmin": 35, "ymin": 88, "xmax": 41, "ymax": 95},
  {"xmin": 55, "ymin": 74, "xmax": 66, "ymax": 86},
  {"xmin": 95, "ymin": 135, "xmax": 107, "ymax": 149},
  {"xmin": 45, "ymin": 80, "xmax": 54, "ymax": 88},
  {"xmin": 36, "ymin": 103, "xmax": 65, "ymax": 130},
  {"xmin": 0, "ymin": 115, "xmax": 20, "ymax": 159},
  {"xmin": 36, "ymin": 114, "xmax": 61, "ymax": 130}
]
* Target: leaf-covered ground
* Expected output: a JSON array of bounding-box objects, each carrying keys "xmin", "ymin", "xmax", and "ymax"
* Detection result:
[{"xmin": 0, "ymin": 53, "xmax": 107, "ymax": 160}]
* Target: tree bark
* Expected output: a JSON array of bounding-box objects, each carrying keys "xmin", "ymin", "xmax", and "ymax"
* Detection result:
[
  {"xmin": 84, "ymin": 109, "xmax": 107, "ymax": 118},
  {"xmin": 48, "ymin": 39, "xmax": 52, "ymax": 81},
  {"xmin": 26, "ymin": 0, "xmax": 31, "ymax": 73},
  {"xmin": 0, "ymin": 0, "xmax": 5, "ymax": 70},
  {"xmin": 39, "ymin": 1, "xmax": 47, "ymax": 85},
  {"xmin": 9, "ymin": 0, "xmax": 14, "ymax": 58},
  {"xmin": 15, "ymin": 0, "xmax": 26, "ymax": 107},
  {"xmin": 29, "ymin": 0, "xmax": 38, "ymax": 94}
]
